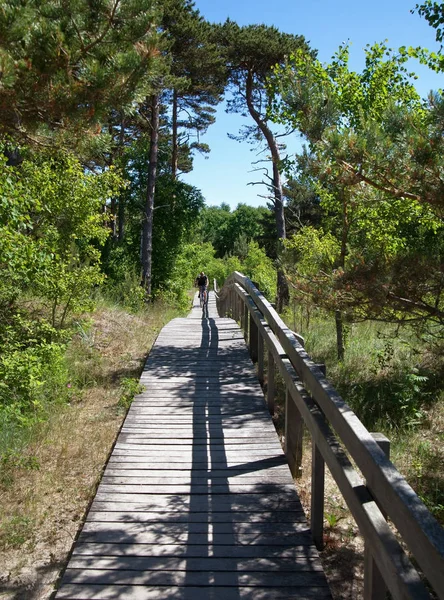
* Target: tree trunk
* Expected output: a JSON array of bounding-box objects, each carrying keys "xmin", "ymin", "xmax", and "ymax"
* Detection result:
[
  {"xmin": 110, "ymin": 196, "xmax": 117, "ymax": 239},
  {"xmin": 116, "ymin": 114, "xmax": 126, "ymax": 240},
  {"xmin": 335, "ymin": 310, "xmax": 345, "ymax": 361},
  {"xmin": 334, "ymin": 189, "xmax": 348, "ymax": 360},
  {"xmin": 171, "ymin": 89, "xmax": 178, "ymax": 179},
  {"xmin": 245, "ymin": 70, "xmax": 289, "ymax": 311},
  {"xmin": 118, "ymin": 197, "xmax": 125, "ymax": 241},
  {"xmin": 141, "ymin": 93, "xmax": 160, "ymax": 296}
]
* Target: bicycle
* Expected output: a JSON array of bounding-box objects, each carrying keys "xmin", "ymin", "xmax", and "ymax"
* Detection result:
[{"xmin": 199, "ymin": 285, "xmax": 208, "ymax": 308}]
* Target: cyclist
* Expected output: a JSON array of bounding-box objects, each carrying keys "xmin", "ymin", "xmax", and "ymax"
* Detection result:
[{"xmin": 195, "ymin": 271, "xmax": 209, "ymax": 303}]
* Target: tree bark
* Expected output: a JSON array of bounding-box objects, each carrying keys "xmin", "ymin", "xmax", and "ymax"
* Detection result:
[
  {"xmin": 245, "ymin": 70, "xmax": 289, "ymax": 311},
  {"xmin": 141, "ymin": 93, "xmax": 160, "ymax": 296},
  {"xmin": 171, "ymin": 89, "xmax": 178, "ymax": 179},
  {"xmin": 116, "ymin": 114, "xmax": 126, "ymax": 241},
  {"xmin": 335, "ymin": 310, "xmax": 345, "ymax": 361},
  {"xmin": 334, "ymin": 189, "xmax": 348, "ymax": 360}
]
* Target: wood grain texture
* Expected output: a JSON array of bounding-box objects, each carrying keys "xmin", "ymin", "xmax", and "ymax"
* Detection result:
[{"xmin": 55, "ymin": 292, "xmax": 331, "ymax": 599}]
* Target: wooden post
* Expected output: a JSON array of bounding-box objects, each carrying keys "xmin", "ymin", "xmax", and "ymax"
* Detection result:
[
  {"xmin": 311, "ymin": 442, "xmax": 325, "ymax": 550},
  {"xmin": 284, "ymin": 388, "xmax": 304, "ymax": 477},
  {"xmin": 249, "ymin": 313, "xmax": 258, "ymax": 363},
  {"xmin": 244, "ymin": 303, "xmax": 249, "ymax": 342},
  {"xmin": 267, "ymin": 350, "xmax": 275, "ymax": 414},
  {"xmin": 258, "ymin": 332, "xmax": 264, "ymax": 385},
  {"xmin": 364, "ymin": 433, "xmax": 390, "ymax": 600}
]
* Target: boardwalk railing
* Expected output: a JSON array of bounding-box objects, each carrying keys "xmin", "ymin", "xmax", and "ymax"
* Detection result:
[{"xmin": 215, "ymin": 272, "xmax": 444, "ymax": 600}]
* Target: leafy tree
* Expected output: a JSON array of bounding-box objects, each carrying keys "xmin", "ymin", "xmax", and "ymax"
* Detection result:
[
  {"xmin": 0, "ymin": 147, "xmax": 121, "ymax": 429},
  {"xmin": 0, "ymin": 150, "xmax": 121, "ymax": 327},
  {"xmin": 199, "ymin": 204, "xmax": 232, "ymax": 256},
  {"xmin": 413, "ymin": 2, "xmax": 444, "ymax": 46},
  {"xmin": 199, "ymin": 203, "xmax": 272, "ymax": 258},
  {"xmin": 215, "ymin": 21, "xmax": 311, "ymax": 311},
  {"xmin": 139, "ymin": 0, "xmax": 224, "ymax": 295},
  {"xmin": 268, "ymin": 42, "xmax": 444, "ymax": 355}
]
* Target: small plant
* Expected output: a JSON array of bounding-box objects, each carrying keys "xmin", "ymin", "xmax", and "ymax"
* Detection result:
[
  {"xmin": 325, "ymin": 512, "xmax": 341, "ymax": 529},
  {"xmin": 118, "ymin": 378, "xmax": 145, "ymax": 411},
  {"xmin": 0, "ymin": 515, "xmax": 34, "ymax": 549}
]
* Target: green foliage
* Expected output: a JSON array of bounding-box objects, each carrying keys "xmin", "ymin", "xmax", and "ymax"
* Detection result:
[
  {"xmin": 199, "ymin": 203, "xmax": 272, "ymax": 258},
  {"xmin": 118, "ymin": 378, "xmax": 145, "ymax": 411},
  {"xmin": 413, "ymin": 1, "xmax": 444, "ymax": 46},
  {"xmin": 0, "ymin": 149, "xmax": 122, "ymax": 327},
  {"xmin": 0, "ymin": 146, "xmax": 123, "ymax": 448},
  {"xmin": 241, "ymin": 242, "xmax": 276, "ymax": 300},
  {"xmin": 267, "ymin": 41, "xmax": 444, "ymax": 343},
  {"xmin": 0, "ymin": 514, "xmax": 34, "ymax": 549},
  {"xmin": 0, "ymin": 0, "xmax": 161, "ymax": 144}
]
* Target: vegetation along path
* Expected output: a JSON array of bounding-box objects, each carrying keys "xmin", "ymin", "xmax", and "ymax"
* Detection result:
[{"xmin": 55, "ymin": 292, "xmax": 331, "ymax": 599}]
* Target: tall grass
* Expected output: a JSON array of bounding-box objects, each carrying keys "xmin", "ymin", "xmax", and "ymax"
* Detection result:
[{"xmin": 284, "ymin": 303, "xmax": 444, "ymax": 522}]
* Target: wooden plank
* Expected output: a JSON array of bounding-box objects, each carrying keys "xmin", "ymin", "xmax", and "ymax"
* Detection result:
[
  {"xmin": 67, "ymin": 555, "xmax": 323, "ymax": 571},
  {"xmin": 56, "ymin": 583, "xmax": 332, "ymax": 600},
  {"xmin": 91, "ymin": 494, "xmax": 304, "ymax": 511},
  {"xmin": 103, "ymin": 467, "xmax": 290, "ymax": 477},
  {"xmin": 61, "ymin": 568, "xmax": 327, "ymax": 587},
  {"xmin": 80, "ymin": 520, "xmax": 311, "ymax": 536},
  {"xmin": 71, "ymin": 542, "xmax": 317, "ymax": 558},
  {"xmin": 77, "ymin": 530, "xmax": 312, "ymax": 546},
  {"xmin": 86, "ymin": 511, "xmax": 305, "ymax": 523},
  {"xmin": 95, "ymin": 483, "xmax": 299, "ymax": 495}
]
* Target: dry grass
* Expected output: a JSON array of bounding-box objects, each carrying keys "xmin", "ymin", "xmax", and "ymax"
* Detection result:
[{"xmin": 0, "ymin": 300, "xmax": 183, "ymax": 600}]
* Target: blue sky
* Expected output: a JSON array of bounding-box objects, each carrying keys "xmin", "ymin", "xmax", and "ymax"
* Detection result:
[{"xmin": 181, "ymin": 0, "xmax": 443, "ymax": 209}]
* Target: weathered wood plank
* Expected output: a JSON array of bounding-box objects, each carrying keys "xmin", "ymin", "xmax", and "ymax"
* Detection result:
[
  {"xmin": 80, "ymin": 520, "xmax": 311, "ymax": 536},
  {"xmin": 91, "ymin": 494, "xmax": 304, "ymax": 511},
  {"xmin": 61, "ymin": 568, "xmax": 326, "ymax": 587},
  {"xmin": 71, "ymin": 542, "xmax": 317, "ymax": 558},
  {"xmin": 86, "ymin": 511, "xmax": 305, "ymax": 523},
  {"xmin": 67, "ymin": 555, "xmax": 323, "ymax": 571},
  {"xmin": 56, "ymin": 583, "xmax": 332, "ymax": 600}
]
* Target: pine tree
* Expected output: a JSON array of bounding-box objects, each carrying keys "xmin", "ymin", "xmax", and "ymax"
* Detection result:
[
  {"xmin": 0, "ymin": 0, "xmax": 161, "ymax": 144},
  {"xmin": 216, "ymin": 21, "xmax": 311, "ymax": 311}
]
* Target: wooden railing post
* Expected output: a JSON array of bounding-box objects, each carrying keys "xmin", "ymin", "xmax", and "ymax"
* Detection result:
[
  {"xmin": 239, "ymin": 297, "xmax": 245, "ymax": 330},
  {"xmin": 311, "ymin": 442, "xmax": 325, "ymax": 550},
  {"xmin": 249, "ymin": 312, "xmax": 258, "ymax": 363},
  {"xmin": 258, "ymin": 332, "xmax": 264, "ymax": 385},
  {"xmin": 267, "ymin": 350, "xmax": 275, "ymax": 414},
  {"xmin": 364, "ymin": 433, "xmax": 390, "ymax": 600},
  {"xmin": 285, "ymin": 386, "xmax": 304, "ymax": 477},
  {"xmin": 232, "ymin": 289, "xmax": 238, "ymax": 321},
  {"xmin": 243, "ymin": 302, "xmax": 249, "ymax": 342}
]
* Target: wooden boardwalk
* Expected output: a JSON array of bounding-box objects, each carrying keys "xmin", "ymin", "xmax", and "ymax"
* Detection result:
[{"xmin": 56, "ymin": 292, "xmax": 331, "ymax": 599}]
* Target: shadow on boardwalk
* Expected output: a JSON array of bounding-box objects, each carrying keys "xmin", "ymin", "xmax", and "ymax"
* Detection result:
[{"xmin": 54, "ymin": 312, "xmax": 331, "ymax": 599}]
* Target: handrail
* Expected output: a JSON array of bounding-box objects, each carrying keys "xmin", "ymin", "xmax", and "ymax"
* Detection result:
[{"xmin": 217, "ymin": 272, "xmax": 444, "ymax": 600}]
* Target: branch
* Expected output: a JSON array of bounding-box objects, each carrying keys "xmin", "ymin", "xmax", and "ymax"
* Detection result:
[
  {"xmin": 71, "ymin": 17, "xmax": 86, "ymax": 52},
  {"xmin": 340, "ymin": 160, "xmax": 422, "ymax": 202},
  {"xmin": 387, "ymin": 292, "xmax": 444, "ymax": 320},
  {"xmin": 82, "ymin": 0, "xmax": 121, "ymax": 55}
]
